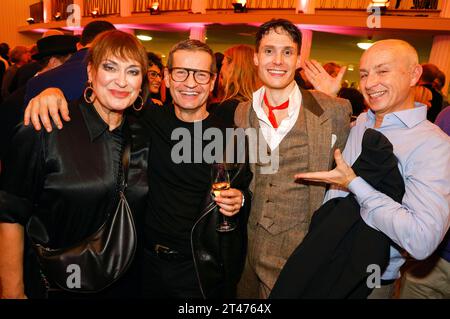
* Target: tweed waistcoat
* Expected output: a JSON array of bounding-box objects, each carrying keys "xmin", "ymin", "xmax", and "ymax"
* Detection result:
[{"xmin": 248, "ymin": 105, "xmax": 310, "ymax": 235}]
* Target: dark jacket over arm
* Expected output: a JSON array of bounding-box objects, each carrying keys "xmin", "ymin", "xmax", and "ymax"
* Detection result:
[{"xmin": 270, "ymin": 129, "xmax": 405, "ymax": 299}]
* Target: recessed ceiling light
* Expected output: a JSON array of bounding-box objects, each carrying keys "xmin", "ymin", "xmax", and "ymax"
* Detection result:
[
  {"xmin": 137, "ymin": 35, "xmax": 152, "ymax": 41},
  {"xmin": 357, "ymin": 42, "xmax": 373, "ymax": 50},
  {"xmin": 161, "ymin": 54, "xmax": 166, "ymax": 58}
]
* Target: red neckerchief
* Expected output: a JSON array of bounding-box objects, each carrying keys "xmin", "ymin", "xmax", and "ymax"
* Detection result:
[{"xmin": 263, "ymin": 92, "xmax": 289, "ymax": 129}]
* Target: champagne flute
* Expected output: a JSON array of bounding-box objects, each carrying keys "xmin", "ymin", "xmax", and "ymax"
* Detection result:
[{"xmin": 211, "ymin": 163, "xmax": 237, "ymax": 232}]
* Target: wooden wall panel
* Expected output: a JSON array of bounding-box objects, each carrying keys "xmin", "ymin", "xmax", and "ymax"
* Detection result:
[
  {"xmin": 0, "ymin": 0, "xmax": 41, "ymax": 47},
  {"xmin": 133, "ymin": 0, "xmax": 192, "ymax": 13},
  {"xmin": 83, "ymin": 0, "xmax": 120, "ymax": 16},
  {"xmin": 52, "ymin": 0, "xmax": 74, "ymax": 20}
]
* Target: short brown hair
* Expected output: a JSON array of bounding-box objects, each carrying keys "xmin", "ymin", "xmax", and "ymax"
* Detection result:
[
  {"xmin": 87, "ymin": 30, "xmax": 148, "ymax": 80},
  {"xmin": 166, "ymin": 39, "xmax": 217, "ymax": 74},
  {"xmin": 256, "ymin": 19, "xmax": 302, "ymax": 54}
]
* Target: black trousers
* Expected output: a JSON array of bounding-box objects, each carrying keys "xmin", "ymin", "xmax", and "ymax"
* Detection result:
[{"xmin": 141, "ymin": 248, "xmax": 203, "ymax": 299}]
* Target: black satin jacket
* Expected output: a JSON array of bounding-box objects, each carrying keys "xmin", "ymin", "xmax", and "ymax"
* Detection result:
[
  {"xmin": 0, "ymin": 99, "xmax": 149, "ymax": 248},
  {"xmin": 0, "ymin": 99, "xmax": 149, "ymax": 298}
]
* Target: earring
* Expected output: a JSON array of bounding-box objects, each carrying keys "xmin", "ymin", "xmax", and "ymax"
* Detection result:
[
  {"xmin": 132, "ymin": 95, "xmax": 144, "ymax": 111},
  {"xmin": 83, "ymin": 82, "xmax": 95, "ymax": 104}
]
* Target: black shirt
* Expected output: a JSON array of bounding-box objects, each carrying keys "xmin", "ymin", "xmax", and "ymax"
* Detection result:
[
  {"xmin": 140, "ymin": 104, "xmax": 228, "ymax": 255},
  {"xmin": 208, "ymin": 98, "xmax": 240, "ymax": 127},
  {"xmin": 0, "ymin": 99, "xmax": 149, "ymax": 248}
]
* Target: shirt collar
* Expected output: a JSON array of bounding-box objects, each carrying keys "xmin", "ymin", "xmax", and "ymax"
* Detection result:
[
  {"xmin": 366, "ymin": 103, "xmax": 427, "ymax": 129},
  {"xmin": 80, "ymin": 100, "xmax": 123, "ymax": 142},
  {"xmin": 252, "ymin": 81, "xmax": 301, "ymax": 126}
]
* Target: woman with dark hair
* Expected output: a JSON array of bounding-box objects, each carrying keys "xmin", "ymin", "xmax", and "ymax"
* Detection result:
[
  {"xmin": 146, "ymin": 52, "xmax": 164, "ymax": 108},
  {"xmin": 0, "ymin": 30, "xmax": 149, "ymax": 299},
  {"xmin": 337, "ymin": 87, "xmax": 367, "ymax": 121}
]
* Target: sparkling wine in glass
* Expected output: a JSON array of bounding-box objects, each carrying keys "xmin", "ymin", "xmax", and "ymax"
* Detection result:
[{"xmin": 211, "ymin": 163, "xmax": 237, "ymax": 232}]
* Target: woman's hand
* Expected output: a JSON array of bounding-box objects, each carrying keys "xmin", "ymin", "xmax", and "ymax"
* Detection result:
[{"xmin": 24, "ymin": 88, "xmax": 70, "ymax": 132}]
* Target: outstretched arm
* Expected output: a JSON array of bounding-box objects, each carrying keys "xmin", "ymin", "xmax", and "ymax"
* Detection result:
[
  {"xmin": 296, "ymin": 141, "xmax": 450, "ymax": 261},
  {"xmin": 295, "ymin": 148, "xmax": 356, "ymax": 188},
  {"xmin": 24, "ymin": 87, "xmax": 70, "ymax": 132}
]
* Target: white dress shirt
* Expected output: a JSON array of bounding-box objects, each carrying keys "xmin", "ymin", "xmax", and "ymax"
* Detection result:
[
  {"xmin": 325, "ymin": 104, "xmax": 450, "ymax": 280},
  {"xmin": 252, "ymin": 83, "xmax": 302, "ymax": 151}
]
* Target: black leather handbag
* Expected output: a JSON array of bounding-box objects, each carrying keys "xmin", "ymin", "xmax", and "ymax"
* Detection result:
[{"xmin": 26, "ymin": 144, "xmax": 137, "ymax": 293}]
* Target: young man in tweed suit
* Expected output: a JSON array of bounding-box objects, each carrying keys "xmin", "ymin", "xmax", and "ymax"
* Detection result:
[{"xmin": 235, "ymin": 19, "xmax": 352, "ymax": 298}]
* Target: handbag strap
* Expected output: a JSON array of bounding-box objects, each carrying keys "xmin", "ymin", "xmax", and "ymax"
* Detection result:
[{"xmin": 120, "ymin": 143, "xmax": 131, "ymax": 192}]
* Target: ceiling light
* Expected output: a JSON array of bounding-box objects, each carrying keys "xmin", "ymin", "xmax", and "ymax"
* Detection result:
[
  {"xmin": 26, "ymin": 17, "xmax": 35, "ymax": 24},
  {"xmin": 54, "ymin": 12, "xmax": 62, "ymax": 21},
  {"xmin": 137, "ymin": 35, "xmax": 152, "ymax": 41},
  {"xmin": 232, "ymin": 1, "xmax": 247, "ymax": 13},
  {"xmin": 370, "ymin": 0, "xmax": 389, "ymax": 14},
  {"xmin": 347, "ymin": 65, "xmax": 355, "ymax": 71},
  {"xmin": 370, "ymin": 0, "xmax": 390, "ymax": 7},
  {"xmin": 149, "ymin": 2, "xmax": 160, "ymax": 15},
  {"xmin": 357, "ymin": 42, "xmax": 374, "ymax": 50},
  {"xmin": 91, "ymin": 8, "xmax": 99, "ymax": 18}
]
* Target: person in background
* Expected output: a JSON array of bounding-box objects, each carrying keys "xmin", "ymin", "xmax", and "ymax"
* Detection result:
[
  {"xmin": 208, "ymin": 44, "xmax": 261, "ymax": 127},
  {"xmin": 302, "ymin": 60, "xmax": 347, "ymax": 97},
  {"xmin": 0, "ymin": 43, "xmax": 9, "ymax": 67},
  {"xmin": 337, "ymin": 87, "xmax": 366, "ymax": 122},
  {"xmin": 0, "ymin": 34, "xmax": 78, "ymax": 161},
  {"xmin": 24, "ymin": 20, "xmax": 116, "ymax": 109},
  {"xmin": 1, "ymin": 46, "xmax": 31, "ymax": 99},
  {"xmin": 145, "ymin": 52, "xmax": 164, "ymax": 108},
  {"xmin": 397, "ymin": 104, "xmax": 450, "ymax": 299},
  {"xmin": 323, "ymin": 62, "xmax": 342, "ymax": 78},
  {"xmin": 419, "ymin": 63, "xmax": 443, "ymax": 122},
  {"xmin": 8, "ymin": 31, "xmax": 65, "ymax": 95},
  {"xmin": 20, "ymin": 39, "xmax": 252, "ymax": 299},
  {"xmin": 210, "ymin": 52, "xmax": 224, "ymax": 103},
  {"xmin": 0, "ymin": 30, "xmax": 149, "ymax": 299},
  {"xmin": 294, "ymin": 67, "xmax": 314, "ymax": 90}
]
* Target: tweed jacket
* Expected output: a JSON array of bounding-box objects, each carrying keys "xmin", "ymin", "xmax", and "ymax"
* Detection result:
[{"xmin": 234, "ymin": 87, "xmax": 352, "ymax": 220}]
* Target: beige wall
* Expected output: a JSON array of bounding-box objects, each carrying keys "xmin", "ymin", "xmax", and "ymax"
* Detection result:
[{"xmin": 0, "ymin": 0, "xmax": 41, "ymax": 48}]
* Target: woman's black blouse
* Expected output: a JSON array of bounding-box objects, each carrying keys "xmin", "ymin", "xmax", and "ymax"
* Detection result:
[{"xmin": 0, "ymin": 99, "xmax": 149, "ymax": 249}]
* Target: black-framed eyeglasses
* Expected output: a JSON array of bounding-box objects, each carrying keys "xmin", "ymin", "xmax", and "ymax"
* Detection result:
[
  {"xmin": 169, "ymin": 67, "xmax": 214, "ymax": 85},
  {"xmin": 147, "ymin": 70, "xmax": 162, "ymax": 80}
]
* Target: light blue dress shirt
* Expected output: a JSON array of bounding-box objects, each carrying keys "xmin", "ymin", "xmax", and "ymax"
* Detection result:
[{"xmin": 324, "ymin": 104, "xmax": 450, "ymax": 280}]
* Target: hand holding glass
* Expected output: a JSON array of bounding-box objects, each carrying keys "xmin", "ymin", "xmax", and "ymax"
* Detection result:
[{"xmin": 211, "ymin": 163, "xmax": 237, "ymax": 232}]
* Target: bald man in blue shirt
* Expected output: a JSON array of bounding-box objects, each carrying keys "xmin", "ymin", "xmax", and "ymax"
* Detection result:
[{"xmin": 295, "ymin": 39, "xmax": 450, "ymax": 299}]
